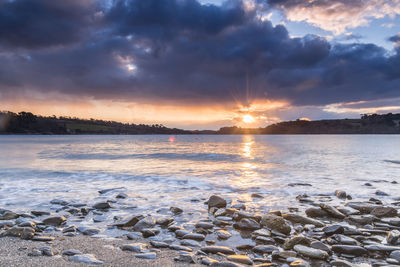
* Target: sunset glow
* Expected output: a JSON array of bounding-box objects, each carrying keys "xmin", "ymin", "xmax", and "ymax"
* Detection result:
[{"xmin": 242, "ymin": 114, "xmax": 255, "ymax": 124}]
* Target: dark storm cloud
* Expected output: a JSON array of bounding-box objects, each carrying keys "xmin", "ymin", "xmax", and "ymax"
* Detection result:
[
  {"xmin": 0, "ymin": 0, "xmax": 399, "ymax": 107},
  {"xmin": 0, "ymin": 0, "xmax": 98, "ymax": 49}
]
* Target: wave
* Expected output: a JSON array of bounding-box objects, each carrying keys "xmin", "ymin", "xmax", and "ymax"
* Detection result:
[{"xmin": 384, "ymin": 160, "xmax": 400, "ymax": 165}]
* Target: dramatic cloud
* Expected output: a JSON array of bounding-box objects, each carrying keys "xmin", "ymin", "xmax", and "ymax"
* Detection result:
[
  {"xmin": 0, "ymin": 0, "xmax": 399, "ymax": 127},
  {"xmin": 268, "ymin": 0, "xmax": 400, "ymax": 34}
]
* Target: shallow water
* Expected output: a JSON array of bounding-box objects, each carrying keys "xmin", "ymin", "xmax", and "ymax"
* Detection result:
[{"xmin": 0, "ymin": 135, "xmax": 399, "ymax": 237}]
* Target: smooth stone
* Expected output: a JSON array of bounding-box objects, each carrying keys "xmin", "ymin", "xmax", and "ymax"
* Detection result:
[
  {"xmin": 332, "ymin": 245, "xmax": 367, "ymax": 256},
  {"xmin": 376, "ymin": 190, "xmax": 389, "ymax": 196},
  {"xmin": 181, "ymin": 239, "xmax": 200, "ymax": 247},
  {"xmin": 330, "ymin": 259, "xmax": 353, "ymax": 267},
  {"xmin": 323, "ymin": 225, "xmax": 344, "ymax": 236},
  {"xmin": 283, "ymin": 213, "xmax": 324, "ymax": 227},
  {"xmin": 305, "ymin": 207, "xmax": 328, "ymax": 218},
  {"xmin": 216, "ymin": 229, "xmax": 232, "ymax": 240},
  {"xmin": 371, "ymin": 206, "xmax": 398, "ymax": 217},
  {"xmin": 210, "ymin": 261, "xmax": 243, "ymax": 267},
  {"xmin": 62, "ymin": 225, "xmax": 77, "ymax": 233},
  {"xmin": 175, "ymin": 229, "xmax": 191, "ymax": 238},
  {"xmin": 195, "ymin": 222, "xmax": 214, "ymax": 229},
  {"xmin": 202, "ymin": 257, "xmax": 219, "ymax": 265},
  {"xmin": 150, "ymin": 240, "xmax": 169, "ymax": 248},
  {"xmin": 261, "ymin": 214, "xmax": 291, "ymax": 235},
  {"xmin": 93, "ymin": 216, "xmax": 106, "ymax": 223},
  {"xmin": 319, "ymin": 204, "xmax": 346, "ymax": 219},
  {"xmin": 42, "ymin": 216, "xmax": 66, "ymax": 226},
  {"xmin": 387, "ymin": 230, "xmax": 400, "ymax": 245},
  {"xmin": 170, "ymin": 206, "xmax": 183, "ymax": 215},
  {"xmin": 116, "ymin": 193, "xmax": 128, "ymax": 199},
  {"xmin": 69, "ymin": 254, "xmax": 104, "ymax": 265},
  {"xmin": 227, "ymin": 255, "xmax": 253, "ymax": 265},
  {"xmin": 253, "ymin": 245, "xmax": 278, "ymax": 254},
  {"xmin": 310, "ymin": 241, "xmax": 330, "ymax": 253},
  {"xmin": 201, "ymin": 246, "xmax": 235, "ymax": 255},
  {"xmin": 50, "ymin": 199, "xmax": 69, "ymax": 206},
  {"xmin": 121, "ymin": 243, "xmax": 148, "ymax": 253},
  {"xmin": 390, "ymin": 250, "xmax": 400, "ymax": 262},
  {"xmin": 156, "ymin": 217, "xmax": 174, "ymax": 226},
  {"xmin": 365, "ymin": 244, "xmax": 400, "ymax": 252},
  {"xmin": 77, "ymin": 227, "xmax": 100, "ymax": 236},
  {"xmin": 116, "ymin": 215, "xmax": 145, "ymax": 228},
  {"xmin": 253, "ymin": 229, "xmax": 271, "ymax": 237},
  {"xmin": 346, "ymin": 202, "xmax": 381, "ymax": 213},
  {"xmin": 62, "ymin": 249, "xmax": 82, "ymax": 256},
  {"xmin": 234, "ymin": 218, "xmax": 261, "ymax": 230},
  {"xmin": 93, "ymin": 202, "xmax": 111, "ymax": 210},
  {"xmin": 19, "ymin": 221, "xmax": 35, "ymax": 228},
  {"xmin": 347, "ymin": 215, "xmax": 376, "ymax": 225},
  {"xmin": 132, "ymin": 216, "xmax": 156, "ymax": 231},
  {"xmin": 283, "ymin": 236, "xmax": 311, "ymax": 250},
  {"xmin": 1, "ymin": 226, "xmax": 35, "ymax": 239},
  {"xmin": 183, "ymin": 233, "xmax": 205, "ymax": 241},
  {"xmin": 32, "ymin": 236, "xmax": 55, "ymax": 242},
  {"xmin": 290, "ymin": 259, "xmax": 310, "ymax": 267},
  {"xmin": 31, "ymin": 211, "xmax": 50, "ymax": 217},
  {"xmin": 208, "ymin": 195, "xmax": 227, "ymax": 209},
  {"xmin": 174, "ymin": 252, "xmax": 195, "ymax": 263},
  {"xmin": 332, "ymin": 234, "xmax": 358, "ymax": 245},
  {"xmin": 169, "ymin": 244, "xmax": 193, "ymax": 252},
  {"xmin": 98, "ymin": 187, "xmax": 124, "ymax": 194},
  {"xmin": 28, "ymin": 249, "xmax": 42, "ymax": 257},
  {"xmin": 141, "ymin": 228, "xmax": 160, "ymax": 238},
  {"xmin": 135, "ymin": 253, "xmax": 156, "ymax": 259},
  {"xmin": 293, "ymin": 245, "xmax": 328, "ymax": 260},
  {"xmin": 38, "ymin": 246, "xmax": 56, "ymax": 256},
  {"xmin": 335, "ymin": 190, "xmax": 347, "ymax": 199}
]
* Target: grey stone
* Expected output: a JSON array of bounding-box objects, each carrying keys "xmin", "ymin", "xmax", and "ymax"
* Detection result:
[
  {"xmin": 93, "ymin": 202, "xmax": 111, "ymax": 210},
  {"xmin": 150, "ymin": 241, "xmax": 169, "ymax": 248},
  {"xmin": 132, "ymin": 216, "xmax": 156, "ymax": 231},
  {"xmin": 69, "ymin": 254, "xmax": 103, "ymax": 264},
  {"xmin": 227, "ymin": 255, "xmax": 253, "ymax": 265},
  {"xmin": 42, "ymin": 216, "xmax": 66, "ymax": 226},
  {"xmin": 234, "ymin": 218, "xmax": 261, "ymax": 230},
  {"xmin": 261, "ymin": 214, "xmax": 291, "ymax": 235},
  {"xmin": 332, "ymin": 245, "xmax": 367, "ymax": 256},
  {"xmin": 62, "ymin": 249, "xmax": 82, "ymax": 256},
  {"xmin": 319, "ymin": 204, "xmax": 346, "ymax": 219},
  {"xmin": 293, "ymin": 245, "xmax": 328, "ymax": 260},
  {"xmin": 135, "ymin": 253, "xmax": 156, "ymax": 259},
  {"xmin": 283, "ymin": 213, "xmax": 324, "ymax": 227},
  {"xmin": 253, "ymin": 245, "xmax": 278, "ymax": 254},
  {"xmin": 323, "ymin": 225, "xmax": 344, "ymax": 236},
  {"xmin": 208, "ymin": 195, "xmax": 227, "ymax": 209},
  {"xmin": 201, "ymin": 246, "xmax": 235, "ymax": 255}
]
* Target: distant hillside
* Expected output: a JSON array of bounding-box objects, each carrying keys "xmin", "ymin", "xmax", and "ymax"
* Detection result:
[
  {"xmin": 217, "ymin": 113, "xmax": 400, "ymax": 134},
  {"xmin": 0, "ymin": 111, "xmax": 193, "ymax": 134}
]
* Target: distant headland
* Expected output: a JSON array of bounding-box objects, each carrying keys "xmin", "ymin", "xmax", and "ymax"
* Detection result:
[{"xmin": 1, "ymin": 111, "xmax": 399, "ymax": 134}]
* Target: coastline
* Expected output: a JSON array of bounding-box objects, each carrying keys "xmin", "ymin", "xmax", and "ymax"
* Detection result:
[{"xmin": 1, "ymin": 187, "xmax": 400, "ymax": 266}]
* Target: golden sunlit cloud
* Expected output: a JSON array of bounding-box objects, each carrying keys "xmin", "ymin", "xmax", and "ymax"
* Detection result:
[{"xmin": 242, "ymin": 114, "xmax": 255, "ymax": 124}]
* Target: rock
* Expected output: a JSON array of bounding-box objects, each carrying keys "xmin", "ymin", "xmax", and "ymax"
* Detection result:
[
  {"xmin": 283, "ymin": 213, "xmax": 324, "ymax": 227},
  {"xmin": 175, "ymin": 251, "xmax": 195, "ymax": 263},
  {"xmin": 382, "ymin": 218, "xmax": 400, "ymax": 226},
  {"xmin": 32, "ymin": 236, "xmax": 55, "ymax": 242},
  {"xmin": 310, "ymin": 241, "xmax": 331, "ymax": 253},
  {"xmin": 335, "ymin": 190, "xmax": 347, "ymax": 199},
  {"xmin": 28, "ymin": 249, "xmax": 42, "ymax": 257},
  {"xmin": 170, "ymin": 206, "xmax": 183, "ymax": 215},
  {"xmin": 132, "ymin": 216, "xmax": 156, "ymax": 231},
  {"xmin": 365, "ymin": 244, "xmax": 400, "ymax": 252},
  {"xmin": 251, "ymin": 193, "xmax": 263, "ymax": 198},
  {"xmin": 183, "ymin": 233, "xmax": 205, "ymax": 241},
  {"xmin": 1, "ymin": 226, "xmax": 35, "ymax": 239},
  {"xmin": 62, "ymin": 249, "xmax": 82, "ymax": 256},
  {"xmin": 323, "ymin": 225, "xmax": 344, "ymax": 236},
  {"xmin": 93, "ymin": 202, "xmax": 111, "ymax": 210},
  {"xmin": 387, "ymin": 230, "xmax": 400, "ymax": 245},
  {"xmin": 116, "ymin": 193, "xmax": 128, "ymax": 199},
  {"xmin": 210, "ymin": 262, "xmax": 243, "ymax": 267},
  {"xmin": 253, "ymin": 229, "xmax": 271, "ymax": 237},
  {"xmin": 283, "ymin": 236, "xmax": 311, "ymax": 250},
  {"xmin": 181, "ymin": 239, "xmax": 200, "ymax": 247},
  {"xmin": 293, "ymin": 245, "xmax": 328, "ymax": 260},
  {"xmin": 169, "ymin": 244, "xmax": 193, "ymax": 252},
  {"xmin": 62, "ymin": 225, "xmax": 77, "ymax": 233},
  {"xmin": 50, "ymin": 199, "xmax": 69, "ymax": 206},
  {"xmin": 93, "ymin": 216, "xmax": 106, "ymax": 223},
  {"xmin": 19, "ymin": 221, "xmax": 35, "ymax": 228},
  {"xmin": 135, "ymin": 253, "xmax": 156, "ymax": 259},
  {"xmin": 78, "ymin": 227, "xmax": 100, "ymax": 236},
  {"xmin": 319, "ymin": 204, "xmax": 346, "ymax": 219},
  {"xmin": 195, "ymin": 222, "xmax": 214, "ymax": 229},
  {"xmin": 227, "ymin": 255, "xmax": 253, "ymax": 265},
  {"xmin": 208, "ymin": 195, "xmax": 227, "ymax": 209},
  {"xmin": 156, "ymin": 217, "xmax": 174, "ymax": 226},
  {"xmin": 234, "ymin": 218, "xmax": 261, "ymax": 231},
  {"xmin": 150, "ymin": 241, "xmax": 169, "ymax": 248},
  {"xmin": 331, "ymin": 245, "xmax": 367, "ymax": 256},
  {"xmin": 290, "ymin": 259, "xmax": 310, "ymax": 267},
  {"xmin": 69, "ymin": 254, "xmax": 103, "ymax": 264},
  {"xmin": 116, "ymin": 215, "xmax": 145, "ymax": 228},
  {"xmin": 38, "ymin": 246, "xmax": 57, "ymax": 256},
  {"xmin": 98, "ymin": 187, "xmax": 124, "ymax": 194},
  {"xmin": 347, "ymin": 215, "xmax": 376, "ymax": 225},
  {"xmin": 201, "ymin": 246, "xmax": 235, "ymax": 255},
  {"xmin": 141, "ymin": 228, "xmax": 160, "ymax": 238},
  {"xmin": 376, "ymin": 190, "xmax": 389, "ymax": 196},
  {"xmin": 331, "ymin": 234, "xmax": 358, "ymax": 245},
  {"xmin": 253, "ymin": 245, "xmax": 278, "ymax": 254},
  {"xmin": 0, "ymin": 211, "xmax": 19, "ymax": 220},
  {"xmin": 330, "ymin": 259, "xmax": 353, "ymax": 267},
  {"xmin": 42, "ymin": 216, "xmax": 66, "ymax": 226},
  {"xmin": 216, "ymin": 229, "xmax": 232, "ymax": 240},
  {"xmin": 390, "ymin": 250, "xmax": 400, "ymax": 262},
  {"xmin": 175, "ymin": 229, "xmax": 191, "ymax": 238},
  {"xmin": 346, "ymin": 202, "xmax": 381, "ymax": 213},
  {"xmin": 121, "ymin": 243, "xmax": 148, "ymax": 253},
  {"xmin": 305, "ymin": 207, "xmax": 328, "ymax": 218},
  {"xmin": 261, "ymin": 214, "xmax": 291, "ymax": 235},
  {"xmin": 370, "ymin": 206, "xmax": 397, "ymax": 217}
]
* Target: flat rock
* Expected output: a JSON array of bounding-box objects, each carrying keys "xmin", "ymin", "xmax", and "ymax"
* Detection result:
[
  {"xmin": 305, "ymin": 207, "xmax": 328, "ymax": 218},
  {"xmin": 330, "ymin": 259, "xmax": 353, "ymax": 267},
  {"xmin": 135, "ymin": 253, "xmax": 156, "ymax": 259},
  {"xmin": 346, "ymin": 202, "xmax": 381, "ymax": 213},
  {"xmin": 227, "ymin": 255, "xmax": 253, "ymax": 265},
  {"xmin": 387, "ymin": 230, "xmax": 400, "ymax": 245},
  {"xmin": 50, "ymin": 199, "xmax": 69, "ymax": 206},
  {"xmin": 150, "ymin": 241, "xmax": 169, "ymax": 248},
  {"xmin": 283, "ymin": 236, "xmax": 311, "ymax": 250},
  {"xmin": 323, "ymin": 225, "xmax": 344, "ymax": 236},
  {"xmin": 121, "ymin": 243, "xmax": 148, "ymax": 253},
  {"xmin": 132, "ymin": 216, "xmax": 156, "ymax": 231},
  {"xmin": 62, "ymin": 249, "xmax": 82, "ymax": 256},
  {"xmin": 181, "ymin": 239, "xmax": 200, "ymax": 247},
  {"xmin": 331, "ymin": 245, "xmax": 367, "ymax": 256},
  {"xmin": 38, "ymin": 246, "xmax": 57, "ymax": 256},
  {"xmin": 169, "ymin": 244, "xmax": 193, "ymax": 252},
  {"xmin": 283, "ymin": 213, "xmax": 324, "ymax": 227},
  {"xmin": 156, "ymin": 217, "xmax": 174, "ymax": 226},
  {"xmin": 32, "ymin": 236, "xmax": 55, "ymax": 242},
  {"xmin": 294, "ymin": 245, "xmax": 328, "ymax": 260},
  {"xmin": 42, "ymin": 216, "xmax": 66, "ymax": 226},
  {"xmin": 69, "ymin": 254, "xmax": 103, "ymax": 265},
  {"xmin": 31, "ymin": 211, "xmax": 50, "ymax": 217},
  {"xmin": 234, "ymin": 218, "xmax": 261, "ymax": 231},
  {"xmin": 195, "ymin": 222, "xmax": 214, "ymax": 229},
  {"xmin": 310, "ymin": 241, "xmax": 331, "ymax": 253},
  {"xmin": 175, "ymin": 252, "xmax": 195, "ymax": 263},
  {"xmin": 216, "ymin": 229, "xmax": 232, "ymax": 240},
  {"xmin": 370, "ymin": 206, "xmax": 398, "ymax": 217},
  {"xmin": 115, "ymin": 215, "xmax": 144, "ymax": 228},
  {"xmin": 261, "ymin": 214, "xmax": 291, "ymax": 235},
  {"xmin": 170, "ymin": 206, "xmax": 183, "ymax": 215},
  {"xmin": 210, "ymin": 261, "xmax": 243, "ymax": 267},
  {"xmin": 390, "ymin": 250, "xmax": 400, "ymax": 262},
  {"xmin": 1, "ymin": 226, "xmax": 35, "ymax": 239},
  {"xmin": 319, "ymin": 204, "xmax": 346, "ymax": 219},
  {"xmin": 93, "ymin": 202, "xmax": 111, "ymax": 210},
  {"xmin": 77, "ymin": 227, "xmax": 100, "ymax": 236},
  {"xmin": 253, "ymin": 245, "xmax": 278, "ymax": 254},
  {"xmin": 201, "ymin": 246, "xmax": 235, "ymax": 255},
  {"xmin": 183, "ymin": 233, "xmax": 205, "ymax": 241},
  {"xmin": 365, "ymin": 244, "xmax": 400, "ymax": 252}
]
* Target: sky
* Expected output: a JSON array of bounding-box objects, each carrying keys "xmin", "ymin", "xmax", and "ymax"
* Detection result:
[{"xmin": 0, "ymin": 0, "xmax": 400, "ymax": 129}]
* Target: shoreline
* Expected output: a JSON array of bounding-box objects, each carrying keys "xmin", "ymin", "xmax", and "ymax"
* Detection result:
[{"xmin": 1, "ymin": 189, "xmax": 400, "ymax": 266}]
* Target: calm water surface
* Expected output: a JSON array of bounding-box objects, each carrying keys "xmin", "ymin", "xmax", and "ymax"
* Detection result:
[{"xmin": 0, "ymin": 135, "xmax": 399, "ymax": 236}]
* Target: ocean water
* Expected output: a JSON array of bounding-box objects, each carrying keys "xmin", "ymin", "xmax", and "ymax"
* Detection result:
[{"xmin": 0, "ymin": 135, "xmax": 399, "ymax": 236}]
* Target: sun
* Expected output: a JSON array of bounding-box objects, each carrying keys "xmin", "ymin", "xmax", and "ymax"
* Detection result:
[{"xmin": 242, "ymin": 114, "xmax": 255, "ymax": 124}]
